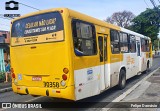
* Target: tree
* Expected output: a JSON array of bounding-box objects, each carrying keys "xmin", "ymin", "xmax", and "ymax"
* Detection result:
[
  {"xmin": 153, "ymin": 39, "xmax": 159, "ymax": 50},
  {"xmin": 129, "ymin": 6, "xmax": 160, "ymax": 42},
  {"xmin": 105, "ymin": 10, "xmax": 135, "ymax": 28}
]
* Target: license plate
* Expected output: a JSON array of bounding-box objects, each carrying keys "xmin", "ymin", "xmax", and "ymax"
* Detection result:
[{"xmin": 32, "ymin": 76, "xmax": 42, "ymax": 81}]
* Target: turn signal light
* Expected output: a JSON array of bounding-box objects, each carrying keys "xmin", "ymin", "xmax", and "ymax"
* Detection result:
[
  {"xmin": 63, "ymin": 68, "xmax": 69, "ymax": 74},
  {"xmin": 11, "ymin": 68, "xmax": 14, "ymax": 73},
  {"xmin": 60, "ymin": 10, "xmax": 63, "ymax": 13},
  {"xmin": 11, "ymin": 68, "xmax": 15, "ymax": 78},
  {"xmin": 62, "ymin": 74, "xmax": 67, "ymax": 80},
  {"xmin": 12, "ymin": 73, "xmax": 15, "ymax": 78}
]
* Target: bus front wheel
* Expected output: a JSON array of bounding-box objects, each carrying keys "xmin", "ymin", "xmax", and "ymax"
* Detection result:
[{"xmin": 118, "ymin": 69, "xmax": 126, "ymax": 90}]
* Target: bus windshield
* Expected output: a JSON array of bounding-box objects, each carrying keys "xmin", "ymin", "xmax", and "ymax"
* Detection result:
[{"xmin": 11, "ymin": 12, "xmax": 64, "ymax": 46}]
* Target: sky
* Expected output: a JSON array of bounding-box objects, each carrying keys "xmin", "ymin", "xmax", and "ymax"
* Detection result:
[{"xmin": 0, "ymin": 0, "xmax": 159, "ymax": 37}]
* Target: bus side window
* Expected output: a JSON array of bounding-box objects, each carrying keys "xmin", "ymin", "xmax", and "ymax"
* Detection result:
[
  {"xmin": 72, "ymin": 20, "xmax": 97, "ymax": 56},
  {"xmin": 146, "ymin": 40, "xmax": 149, "ymax": 52},
  {"xmin": 110, "ymin": 30, "xmax": 120, "ymax": 54},
  {"xmin": 129, "ymin": 35, "xmax": 136, "ymax": 53},
  {"xmin": 120, "ymin": 32, "xmax": 129, "ymax": 53},
  {"xmin": 141, "ymin": 38, "xmax": 149, "ymax": 52}
]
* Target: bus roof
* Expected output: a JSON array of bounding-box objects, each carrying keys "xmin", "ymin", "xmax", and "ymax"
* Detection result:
[
  {"xmin": 120, "ymin": 27, "xmax": 151, "ymax": 40},
  {"xmin": 11, "ymin": 7, "xmax": 151, "ymax": 39},
  {"xmin": 11, "ymin": 8, "xmax": 120, "ymax": 31},
  {"xmin": 68, "ymin": 8, "xmax": 120, "ymax": 30},
  {"xmin": 11, "ymin": 8, "xmax": 67, "ymax": 22}
]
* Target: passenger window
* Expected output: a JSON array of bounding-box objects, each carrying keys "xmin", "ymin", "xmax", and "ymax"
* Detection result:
[
  {"xmin": 145, "ymin": 40, "xmax": 149, "ymax": 52},
  {"xmin": 141, "ymin": 38, "xmax": 149, "ymax": 52},
  {"xmin": 129, "ymin": 35, "xmax": 136, "ymax": 53},
  {"xmin": 120, "ymin": 32, "xmax": 129, "ymax": 53},
  {"xmin": 72, "ymin": 20, "xmax": 97, "ymax": 56},
  {"xmin": 110, "ymin": 30, "xmax": 120, "ymax": 53}
]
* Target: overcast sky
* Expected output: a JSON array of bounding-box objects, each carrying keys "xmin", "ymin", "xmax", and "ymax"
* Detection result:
[{"xmin": 0, "ymin": 0, "xmax": 159, "ymax": 33}]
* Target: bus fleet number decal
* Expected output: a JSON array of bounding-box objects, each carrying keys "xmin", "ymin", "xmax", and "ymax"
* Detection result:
[{"xmin": 43, "ymin": 82, "xmax": 59, "ymax": 88}]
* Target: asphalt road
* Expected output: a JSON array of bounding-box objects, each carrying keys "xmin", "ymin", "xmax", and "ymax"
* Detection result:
[{"xmin": 0, "ymin": 57, "xmax": 160, "ymax": 111}]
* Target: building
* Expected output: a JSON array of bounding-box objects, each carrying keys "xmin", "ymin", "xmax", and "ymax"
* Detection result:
[
  {"xmin": 0, "ymin": 30, "xmax": 10, "ymax": 72},
  {"xmin": 0, "ymin": 30, "xmax": 10, "ymax": 61},
  {"xmin": 0, "ymin": 30, "xmax": 10, "ymax": 44}
]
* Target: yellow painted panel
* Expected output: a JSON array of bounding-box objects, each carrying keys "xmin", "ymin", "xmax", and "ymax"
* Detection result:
[
  {"xmin": 73, "ymin": 56, "xmax": 99, "ymax": 70},
  {"xmin": 149, "ymin": 43, "xmax": 152, "ymax": 58}
]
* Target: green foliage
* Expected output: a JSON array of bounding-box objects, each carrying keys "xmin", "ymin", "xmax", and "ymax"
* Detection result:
[
  {"xmin": 153, "ymin": 39, "xmax": 160, "ymax": 50},
  {"xmin": 0, "ymin": 72, "xmax": 5, "ymax": 82},
  {"xmin": 128, "ymin": 6, "xmax": 160, "ymax": 42}
]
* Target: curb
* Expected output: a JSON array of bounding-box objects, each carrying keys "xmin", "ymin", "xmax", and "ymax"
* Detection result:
[
  {"xmin": 101, "ymin": 67, "xmax": 160, "ymax": 111},
  {"xmin": 0, "ymin": 87, "xmax": 12, "ymax": 93}
]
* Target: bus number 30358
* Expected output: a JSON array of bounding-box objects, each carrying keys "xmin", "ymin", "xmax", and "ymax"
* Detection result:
[{"xmin": 43, "ymin": 82, "xmax": 59, "ymax": 88}]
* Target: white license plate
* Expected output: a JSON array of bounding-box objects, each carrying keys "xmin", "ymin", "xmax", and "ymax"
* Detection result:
[{"xmin": 32, "ymin": 76, "xmax": 42, "ymax": 81}]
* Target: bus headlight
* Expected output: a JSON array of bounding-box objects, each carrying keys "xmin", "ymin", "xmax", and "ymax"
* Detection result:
[{"xmin": 61, "ymin": 80, "xmax": 66, "ymax": 86}]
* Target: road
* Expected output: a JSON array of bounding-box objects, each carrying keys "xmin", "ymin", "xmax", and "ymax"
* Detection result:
[{"xmin": 0, "ymin": 57, "xmax": 160, "ymax": 111}]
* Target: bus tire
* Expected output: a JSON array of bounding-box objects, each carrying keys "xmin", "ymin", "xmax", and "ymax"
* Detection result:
[{"xmin": 118, "ymin": 69, "xmax": 126, "ymax": 90}]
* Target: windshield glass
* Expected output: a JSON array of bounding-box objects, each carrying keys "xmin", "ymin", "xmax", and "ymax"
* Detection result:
[{"xmin": 11, "ymin": 12, "xmax": 64, "ymax": 46}]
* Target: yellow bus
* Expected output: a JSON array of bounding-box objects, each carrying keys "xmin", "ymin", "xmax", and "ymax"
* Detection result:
[{"xmin": 10, "ymin": 8, "xmax": 152, "ymax": 101}]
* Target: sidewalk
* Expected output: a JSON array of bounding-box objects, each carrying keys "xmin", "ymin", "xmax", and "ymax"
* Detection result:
[
  {"xmin": 109, "ymin": 68, "xmax": 160, "ymax": 111},
  {"xmin": 153, "ymin": 55, "xmax": 160, "ymax": 58},
  {"xmin": 0, "ymin": 82, "xmax": 12, "ymax": 93}
]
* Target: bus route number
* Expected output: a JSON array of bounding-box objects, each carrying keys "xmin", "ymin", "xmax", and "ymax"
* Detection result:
[{"xmin": 43, "ymin": 82, "xmax": 59, "ymax": 88}]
